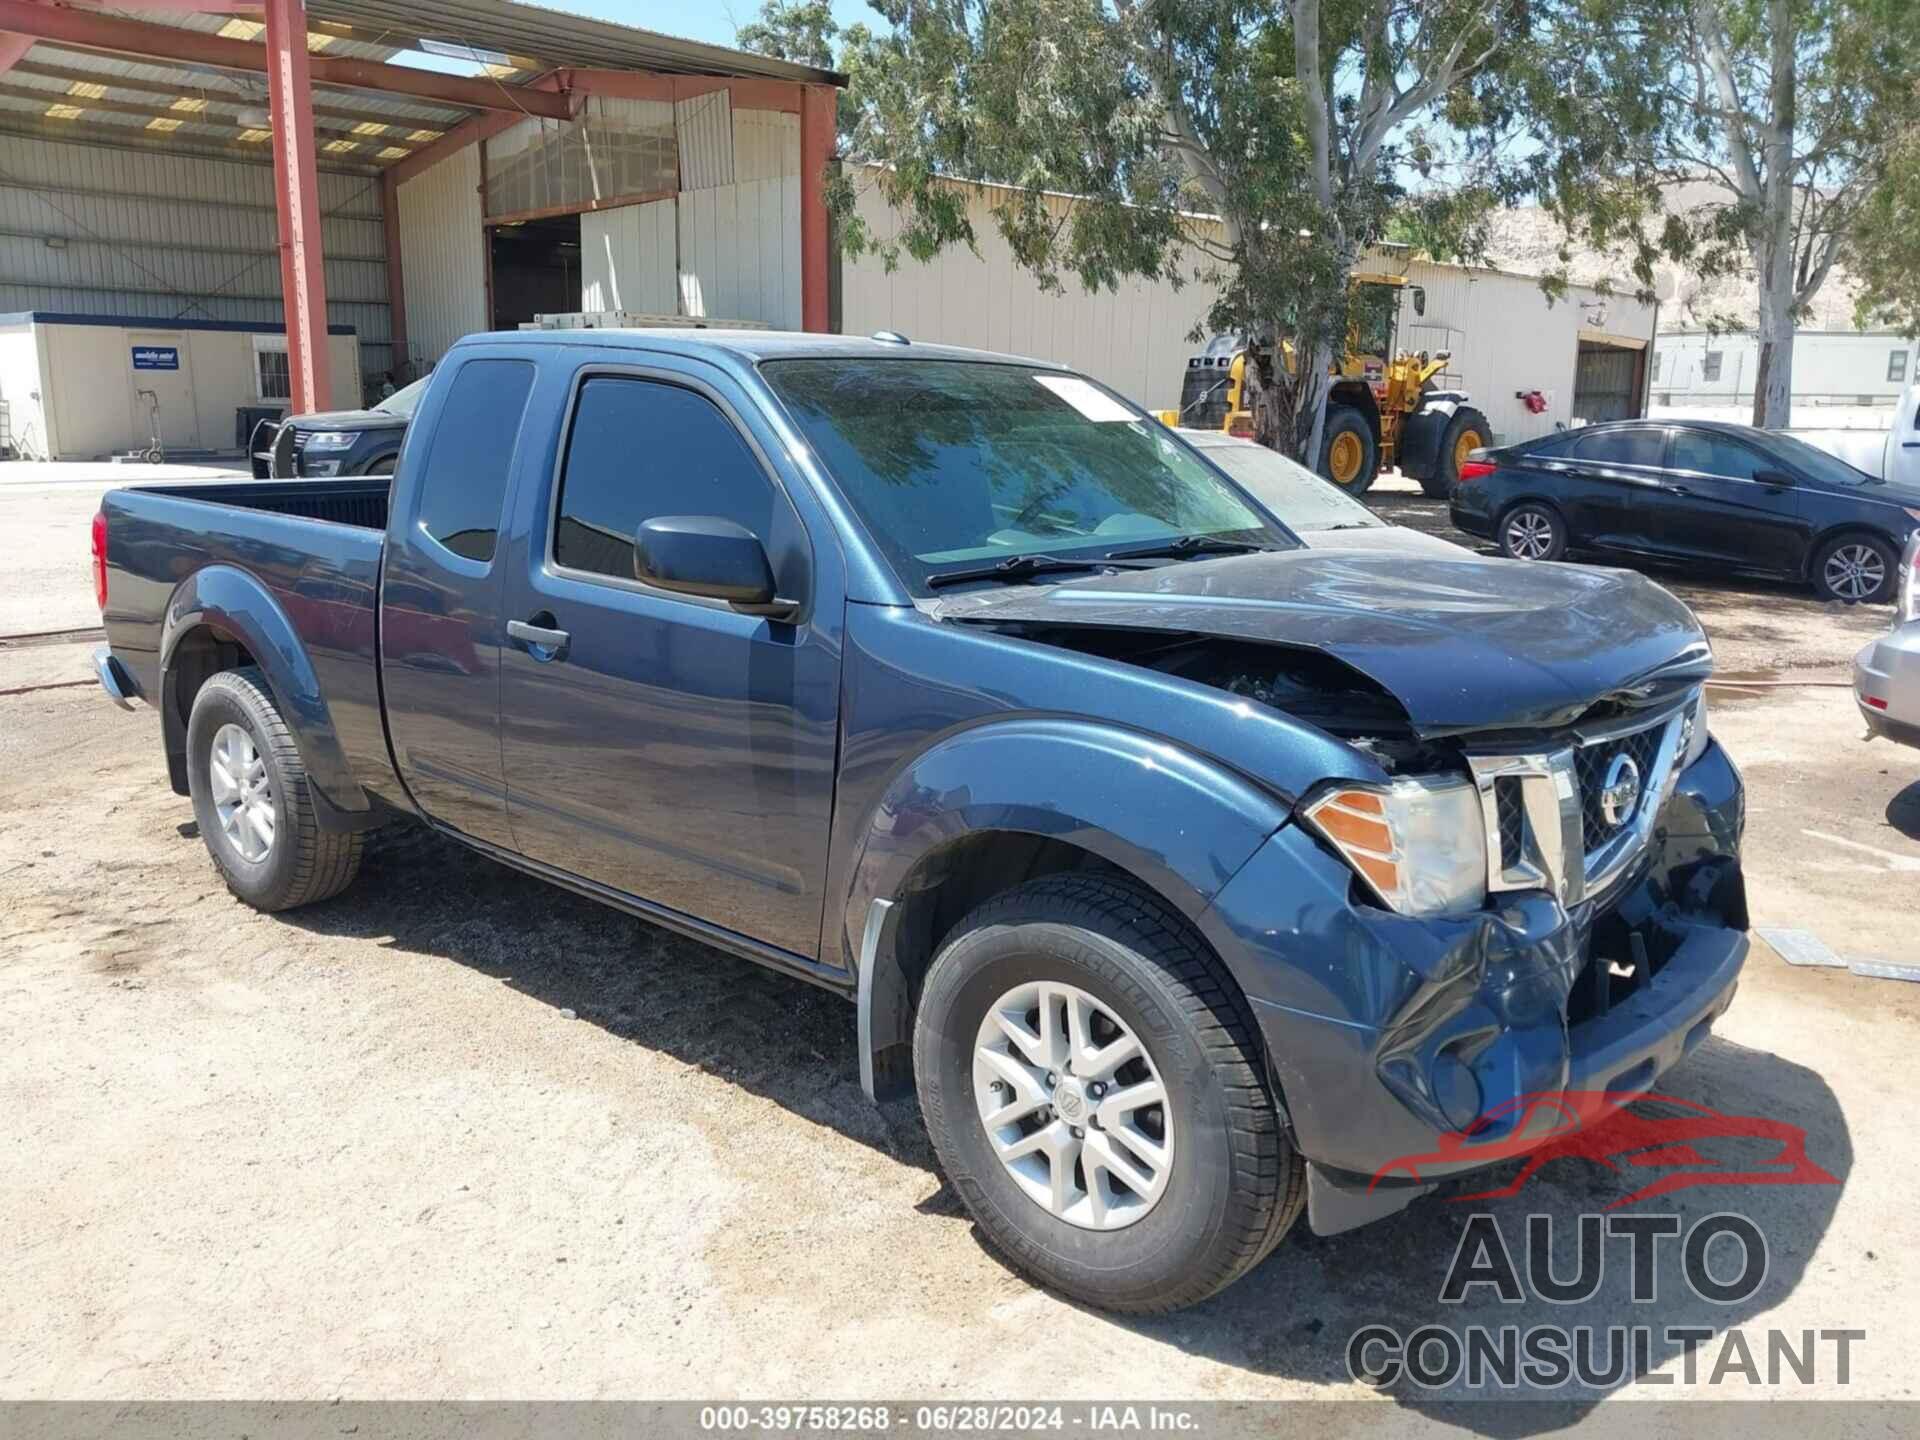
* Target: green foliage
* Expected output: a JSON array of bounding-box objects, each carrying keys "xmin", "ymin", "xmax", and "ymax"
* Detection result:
[
  {"xmin": 1851, "ymin": 127, "xmax": 1920, "ymax": 338},
  {"xmin": 826, "ymin": 2, "xmax": 1545, "ymax": 455}
]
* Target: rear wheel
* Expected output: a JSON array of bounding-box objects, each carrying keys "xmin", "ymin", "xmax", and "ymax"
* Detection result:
[
  {"xmin": 913, "ymin": 874, "xmax": 1303, "ymax": 1314},
  {"xmin": 1813, "ymin": 533, "xmax": 1897, "ymax": 603},
  {"xmin": 186, "ymin": 666, "xmax": 364, "ymax": 912},
  {"xmin": 1422, "ymin": 405, "xmax": 1491, "ymax": 499},
  {"xmin": 1319, "ymin": 405, "xmax": 1379, "ymax": 495},
  {"xmin": 1498, "ymin": 502, "xmax": 1567, "ymax": 562}
]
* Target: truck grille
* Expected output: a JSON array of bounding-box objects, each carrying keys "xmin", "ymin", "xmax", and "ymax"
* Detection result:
[
  {"xmin": 1179, "ymin": 361, "xmax": 1232, "ymax": 430},
  {"xmin": 1573, "ymin": 721, "xmax": 1667, "ymax": 851}
]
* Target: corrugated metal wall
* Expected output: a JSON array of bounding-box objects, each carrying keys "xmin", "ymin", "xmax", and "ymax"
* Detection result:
[
  {"xmin": 674, "ymin": 90, "xmax": 734, "ymax": 191},
  {"xmin": 842, "ymin": 176, "xmax": 1214, "ymax": 409},
  {"xmin": 581, "ymin": 197, "xmax": 676, "ymax": 313},
  {"xmin": 397, "ymin": 144, "xmax": 485, "ymax": 370},
  {"xmin": 0, "ymin": 134, "xmax": 392, "ymax": 394}
]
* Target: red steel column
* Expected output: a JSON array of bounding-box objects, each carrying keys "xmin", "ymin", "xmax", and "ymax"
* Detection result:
[
  {"xmin": 263, "ymin": 0, "xmax": 331, "ymax": 411},
  {"xmin": 798, "ymin": 82, "xmax": 835, "ymax": 333}
]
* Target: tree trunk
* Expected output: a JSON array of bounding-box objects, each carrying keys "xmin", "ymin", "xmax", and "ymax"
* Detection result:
[
  {"xmin": 1752, "ymin": 262, "xmax": 1795, "ymax": 429},
  {"xmin": 1295, "ymin": 340, "xmax": 1336, "ymax": 468}
]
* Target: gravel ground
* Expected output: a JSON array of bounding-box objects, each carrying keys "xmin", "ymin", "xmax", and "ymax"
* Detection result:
[{"xmin": 2, "ymin": 469, "xmax": 1917, "ymax": 1410}]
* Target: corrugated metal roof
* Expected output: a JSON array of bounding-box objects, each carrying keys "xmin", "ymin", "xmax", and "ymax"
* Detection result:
[{"xmin": 306, "ymin": 0, "xmax": 843, "ymax": 84}]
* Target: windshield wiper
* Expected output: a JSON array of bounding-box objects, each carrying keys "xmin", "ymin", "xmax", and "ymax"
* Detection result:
[
  {"xmin": 926, "ymin": 553, "xmax": 1157, "ymax": 589},
  {"xmin": 1110, "ymin": 535, "xmax": 1273, "ymax": 561},
  {"xmin": 1319, "ymin": 522, "xmax": 1383, "ymax": 532}
]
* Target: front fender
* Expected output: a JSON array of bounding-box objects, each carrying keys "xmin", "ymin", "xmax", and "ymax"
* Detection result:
[
  {"xmin": 161, "ymin": 564, "xmax": 369, "ymax": 817},
  {"xmin": 844, "ymin": 717, "xmax": 1290, "ymax": 1099}
]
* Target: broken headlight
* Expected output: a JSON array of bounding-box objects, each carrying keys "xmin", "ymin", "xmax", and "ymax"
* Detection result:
[{"xmin": 1302, "ymin": 775, "xmax": 1487, "ymax": 918}]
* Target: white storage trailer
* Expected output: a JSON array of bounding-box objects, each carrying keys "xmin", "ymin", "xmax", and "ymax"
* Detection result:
[{"xmin": 0, "ymin": 312, "xmax": 360, "ymax": 462}]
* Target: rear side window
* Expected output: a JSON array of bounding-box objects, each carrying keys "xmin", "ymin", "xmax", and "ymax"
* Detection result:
[
  {"xmin": 415, "ymin": 359, "xmax": 535, "ymax": 563},
  {"xmin": 1670, "ymin": 430, "xmax": 1765, "ymax": 480},
  {"xmin": 1569, "ymin": 427, "xmax": 1666, "ymax": 468},
  {"xmin": 554, "ymin": 377, "xmax": 775, "ymax": 583}
]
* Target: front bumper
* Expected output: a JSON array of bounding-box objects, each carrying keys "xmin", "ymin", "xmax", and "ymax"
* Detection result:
[
  {"xmin": 1202, "ymin": 737, "xmax": 1747, "ymax": 1234},
  {"xmin": 1855, "ymin": 624, "xmax": 1920, "ymax": 749}
]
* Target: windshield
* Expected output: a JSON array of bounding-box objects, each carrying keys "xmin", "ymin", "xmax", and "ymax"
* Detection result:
[
  {"xmin": 376, "ymin": 375, "xmax": 429, "ymax": 419},
  {"xmin": 761, "ymin": 359, "xmax": 1293, "ymax": 589},
  {"xmin": 1193, "ymin": 438, "xmax": 1384, "ymax": 531}
]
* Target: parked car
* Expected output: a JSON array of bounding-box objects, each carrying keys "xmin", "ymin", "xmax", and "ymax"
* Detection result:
[
  {"xmin": 1179, "ymin": 429, "xmax": 1472, "ymax": 558},
  {"xmin": 1450, "ymin": 417, "xmax": 1920, "ymax": 602},
  {"xmin": 250, "ymin": 376, "xmax": 427, "ymax": 479},
  {"xmin": 1789, "ymin": 381, "xmax": 1920, "ymax": 484},
  {"xmin": 89, "ymin": 332, "xmax": 1746, "ymax": 1314},
  {"xmin": 1855, "ymin": 531, "xmax": 1920, "ymax": 748}
]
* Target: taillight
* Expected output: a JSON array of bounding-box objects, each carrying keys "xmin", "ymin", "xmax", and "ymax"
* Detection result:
[
  {"xmin": 91, "ymin": 509, "xmax": 108, "ymax": 610},
  {"xmin": 1456, "ymin": 459, "xmax": 1496, "ymax": 482}
]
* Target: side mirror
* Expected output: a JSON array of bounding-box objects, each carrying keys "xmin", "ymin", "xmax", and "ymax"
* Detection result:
[
  {"xmin": 635, "ymin": 516, "xmax": 799, "ymax": 620},
  {"xmin": 1753, "ymin": 467, "xmax": 1795, "ymax": 487}
]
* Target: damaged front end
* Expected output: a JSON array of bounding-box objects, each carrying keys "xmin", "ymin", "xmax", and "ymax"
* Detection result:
[{"xmin": 1004, "ymin": 626, "xmax": 1751, "ymax": 1237}]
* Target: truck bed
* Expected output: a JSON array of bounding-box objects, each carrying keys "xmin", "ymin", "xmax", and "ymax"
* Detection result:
[
  {"xmin": 98, "ymin": 477, "xmax": 398, "ymax": 809},
  {"xmin": 125, "ymin": 477, "xmax": 391, "ymax": 531}
]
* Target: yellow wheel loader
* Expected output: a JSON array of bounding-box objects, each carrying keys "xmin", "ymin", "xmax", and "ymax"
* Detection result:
[{"xmin": 1158, "ymin": 274, "xmax": 1490, "ymax": 498}]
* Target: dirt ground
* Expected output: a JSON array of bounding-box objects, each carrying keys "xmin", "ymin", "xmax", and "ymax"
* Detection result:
[{"xmin": 3, "ymin": 471, "xmax": 1918, "ymax": 1410}]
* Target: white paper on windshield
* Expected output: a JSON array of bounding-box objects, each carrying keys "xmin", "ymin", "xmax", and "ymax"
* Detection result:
[{"xmin": 1034, "ymin": 374, "xmax": 1138, "ymax": 422}]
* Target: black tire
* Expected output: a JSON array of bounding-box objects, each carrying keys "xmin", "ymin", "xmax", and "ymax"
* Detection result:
[
  {"xmin": 1423, "ymin": 405, "xmax": 1492, "ymax": 499},
  {"xmin": 186, "ymin": 666, "xmax": 364, "ymax": 912},
  {"xmin": 1497, "ymin": 501, "xmax": 1568, "ymax": 562},
  {"xmin": 363, "ymin": 454, "xmax": 398, "ymax": 477},
  {"xmin": 1812, "ymin": 532, "xmax": 1898, "ymax": 604},
  {"xmin": 913, "ymin": 874, "xmax": 1303, "ymax": 1314},
  {"xmin": 1318, "ymin": 405, "xmax": 1379, "ymax": 495}
]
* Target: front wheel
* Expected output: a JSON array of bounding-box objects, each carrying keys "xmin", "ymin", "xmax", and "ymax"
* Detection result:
[
  {"xmin": 186, "ymin": 666, "xmax": 364, "ymax": 911},
  {"xmin": 913, "ymin": 874, "xmax": 1303, "ymax": 1314},
  {"xmin": 1813, "ymin": 534, "xmax": 1897, "ymax": 604},
  {"xmin": 1423, "ymin": 405, "xmax": 1491, "ymax": 499},
  {"xmin": 1498, "ymin": 502, "xmax": 1568, "ymax": 562}
]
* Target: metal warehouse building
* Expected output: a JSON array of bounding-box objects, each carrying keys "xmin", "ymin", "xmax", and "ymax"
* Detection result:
[
  {"xmin": 843, "ymin": 170, "xmax": 1658, "ymax": 447},
  {"xmin": 0, "ymin": 0, "xmax": 837, "ymax": 460}
]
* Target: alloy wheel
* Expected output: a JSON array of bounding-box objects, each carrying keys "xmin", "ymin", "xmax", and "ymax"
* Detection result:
[
  {"xmin": 972, "ymin": 980, "xmax": 1173, "ymax": 1230},
  {"xmin": 1823, "ymin": 543, "xmax": 1886, "ymax": 602},
  {"xmin": 208, "ymin": 722, "xmax": 275, "ymax": 863},
  {"xmin": 1505, "ymin": 510, "xmax": 1557, "ymax": 560}
]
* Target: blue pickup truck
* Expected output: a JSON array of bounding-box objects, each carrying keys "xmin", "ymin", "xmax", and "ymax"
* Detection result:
[{"xmin": 90, "ymin": 331, "xmax": 1748, "ymax": 1314}]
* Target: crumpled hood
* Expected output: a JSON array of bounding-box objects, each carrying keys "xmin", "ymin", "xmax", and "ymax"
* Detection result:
[{"xmin": 932, "ymin": 549, "xmax": 1711, "ymax": 735}]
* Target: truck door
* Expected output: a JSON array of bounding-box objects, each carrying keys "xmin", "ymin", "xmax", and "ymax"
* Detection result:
[
  {"xmin": 496, "ymin": 363, "xmax": 840, "ymax": 961},
  {"xmin": 379, "ymin": 355, "xmax": 539, "ymax": 849}
]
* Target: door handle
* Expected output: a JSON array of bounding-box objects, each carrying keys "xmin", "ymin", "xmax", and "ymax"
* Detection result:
[
  {"xmin": 507, "ymin": 616, "xmax": 570, "ymax": 658},
  {"xmin": 1668, "ymin": 484, "xmax": 1691, "ymax": 496}
]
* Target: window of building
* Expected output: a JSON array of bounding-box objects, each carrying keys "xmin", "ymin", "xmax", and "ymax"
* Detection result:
[
  {"xmin": 1701, "ymin": 351, "xmax": 1723, "ymax": 383},
  {"xmin": 414, "ymin": 359, "xmax": 536, "ymax": 564},
  {"xmin": 555, "ymin": 377, "xmax": 775, "ymax": 584},
  {"xmin": 252, "ymin": 336, "xmax": 290, "ymax": 402},
  {"xmin": 1891, "ymin": 350, "xmax": 1910, "ymax": 384}
]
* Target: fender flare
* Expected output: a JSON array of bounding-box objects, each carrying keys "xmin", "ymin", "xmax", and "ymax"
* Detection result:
[
  {"xmin": 1398, "ymin": 396, "xmax": 1465, "ymax": 481},
  {"xmin": 159, "ymin": 564, "xmax": 370, "ymax": 820},
  {"xmin": 843, "ymin": 718, "xmax": 1292, "ymax": 1101}
]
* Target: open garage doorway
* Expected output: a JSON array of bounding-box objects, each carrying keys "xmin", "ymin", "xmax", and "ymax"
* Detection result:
[
  {"xmin": 1572, "ymin": 339, "xmax": 1648, "ymax": 425},
  {"xmin": 490, "ymin": 215, "xmax": 582, "ymax": 331}
]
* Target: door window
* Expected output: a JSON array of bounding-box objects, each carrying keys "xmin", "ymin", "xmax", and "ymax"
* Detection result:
[
  {"xmin": 414, "ymin": 358, "xmax": 536, "ymax": 564},
  {"xmin": 1568, "ymin": 427, "xmax": 1666, "ymax": 468},
  {"xmin": 1669, "ymin": 430, "xmax": 1765, "ymax": 480},
  {"xmin": 554, "ymin": 377, "xmax": 775, "ymax": 583}
]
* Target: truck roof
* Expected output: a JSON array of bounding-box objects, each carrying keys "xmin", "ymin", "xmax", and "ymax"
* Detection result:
[{"xmin": 448, "ymin": 327, "xmax": 1066, "ymax": 370}]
